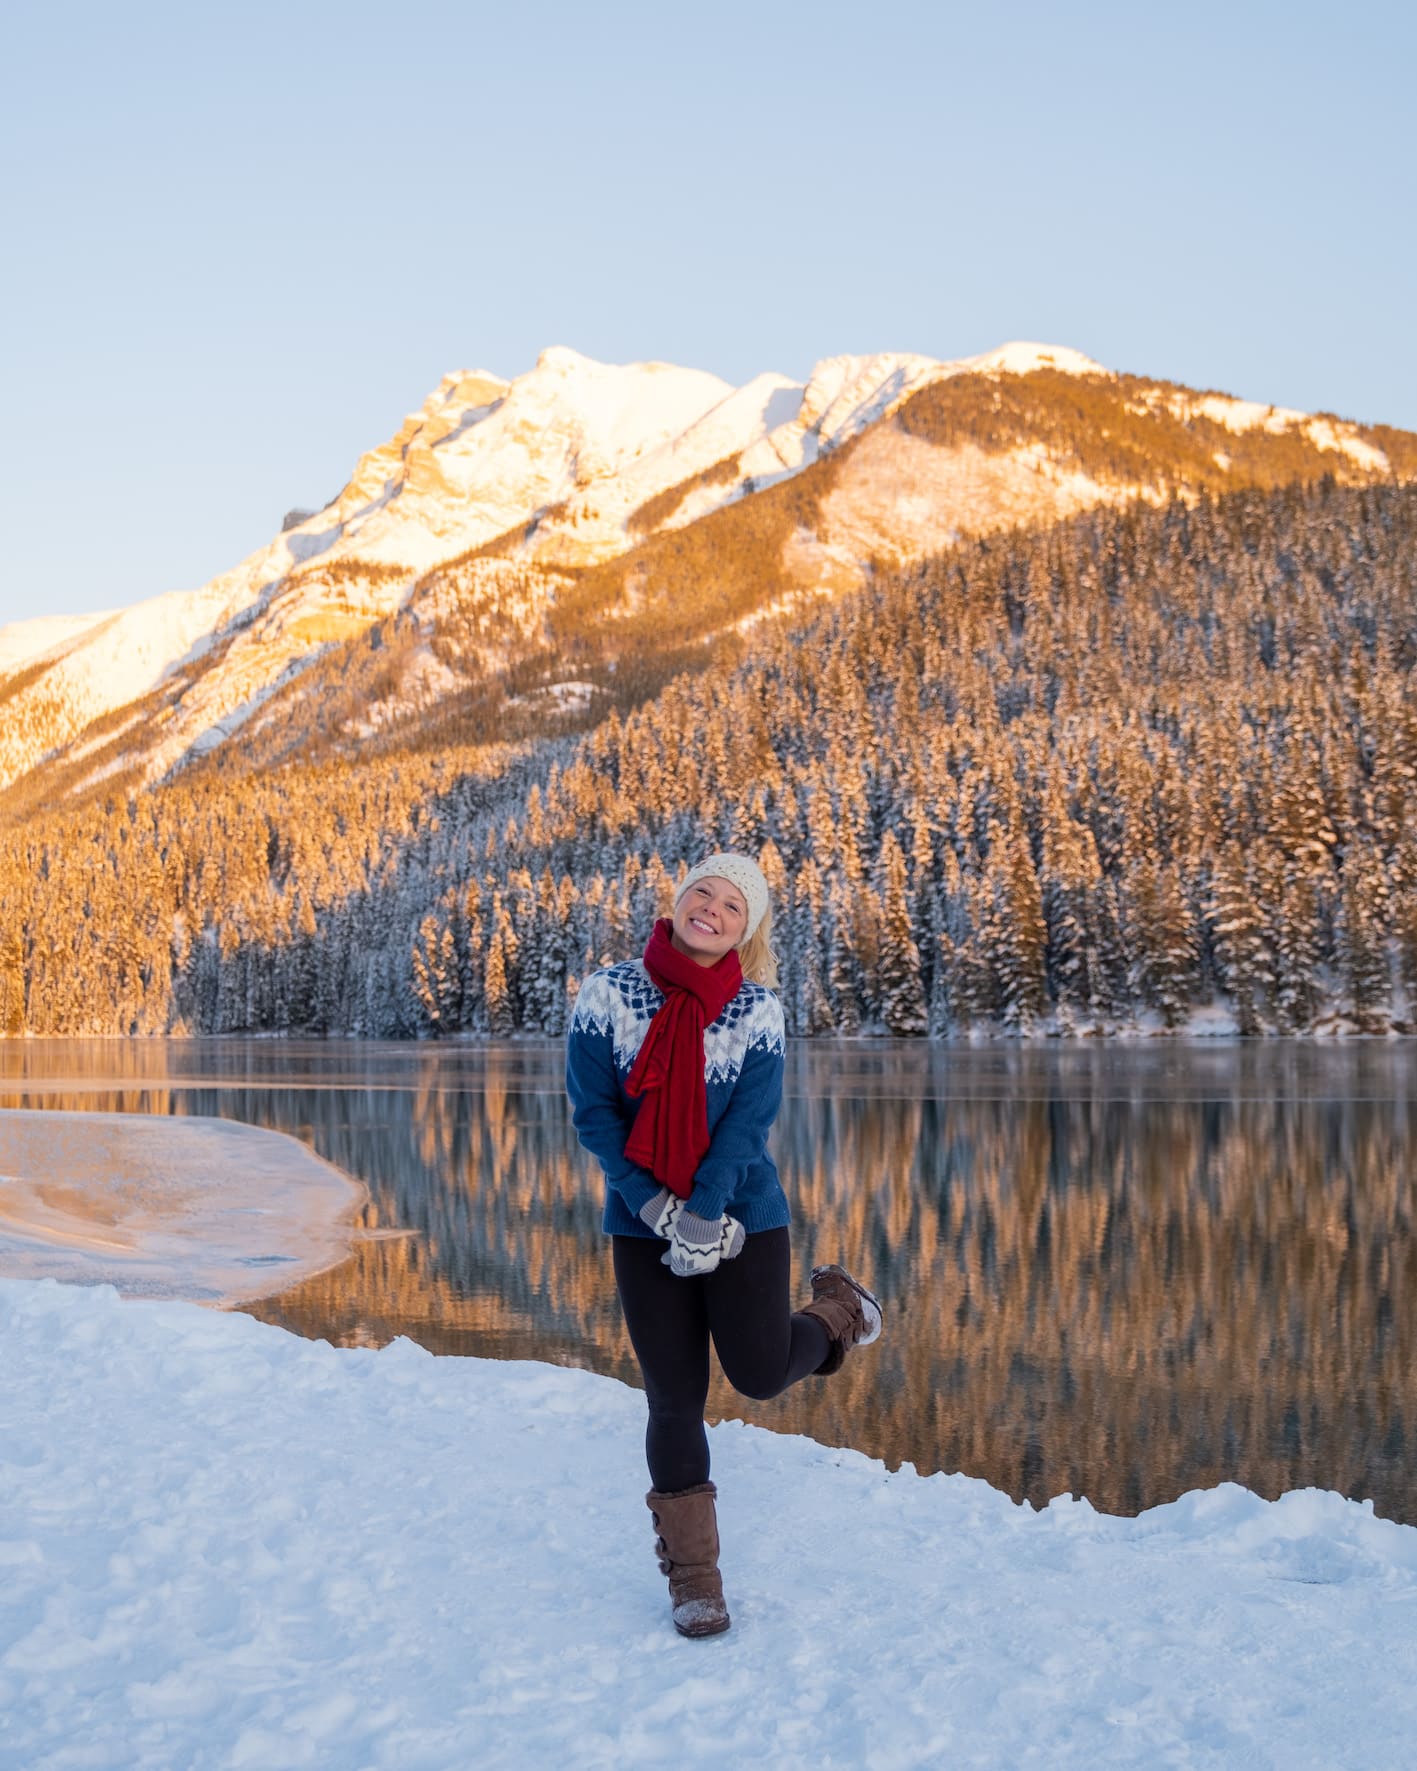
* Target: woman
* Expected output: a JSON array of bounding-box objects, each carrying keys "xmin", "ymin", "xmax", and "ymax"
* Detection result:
[{"xmin": 565, "ymin": 851, "xmax": 882, "ymax": 1638}]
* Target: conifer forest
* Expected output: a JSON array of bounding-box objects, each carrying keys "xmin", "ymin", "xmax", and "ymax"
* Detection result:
[{"xmin": 4, "ymin": 478, "xmax": 1416, "ymax": 1039}]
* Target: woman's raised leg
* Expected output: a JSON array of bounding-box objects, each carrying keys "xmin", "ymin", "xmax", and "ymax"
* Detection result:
[{"xmin": 705, "ymin": 1227, "xmax": 832, "ymax": 1400}]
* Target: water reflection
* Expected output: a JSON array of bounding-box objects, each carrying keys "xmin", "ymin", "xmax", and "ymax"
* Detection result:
[{"xmin": 3, "ymin": 1038, "xmax": 1414, "ymax": 1522}]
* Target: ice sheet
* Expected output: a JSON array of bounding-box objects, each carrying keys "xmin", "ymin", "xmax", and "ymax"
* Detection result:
[{"xmin": 0, "ymin": 1110, "xmax": 363, "ymax": 1302}]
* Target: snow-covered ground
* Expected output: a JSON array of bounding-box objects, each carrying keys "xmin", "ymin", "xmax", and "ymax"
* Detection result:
[
  {"xmin": 0, "ymin": 1112, "xmax": 362, "ymax": 1302},
  {"xmin": 3, "ymin": 1279, "xmax": 1415, "ymax": 1770}
]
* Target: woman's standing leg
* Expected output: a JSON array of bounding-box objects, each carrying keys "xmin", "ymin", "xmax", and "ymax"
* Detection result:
[
  {"xmin": 705, "ymin": 1227, "xmax": 832, "ymax": 1398},
  {"xmin": 613, "ymin": 1234, "xmax": 731, "ymax": 1637},
  {"xmin": 612, "ymin": 1234, "xmax": 712, "ymax": 1490}
]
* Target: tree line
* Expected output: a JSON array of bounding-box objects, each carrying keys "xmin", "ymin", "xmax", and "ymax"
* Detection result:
[{"xmin": 3, "ymin": 476, "xmax": 1416, "ymax": 1037}]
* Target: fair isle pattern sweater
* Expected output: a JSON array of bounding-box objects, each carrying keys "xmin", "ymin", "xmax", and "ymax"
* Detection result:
[{"xmin": 565, "ymin": 959, "xmax": 791, "ymax": 1238}]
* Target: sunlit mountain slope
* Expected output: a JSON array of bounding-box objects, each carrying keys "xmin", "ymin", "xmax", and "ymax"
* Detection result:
[{"xmin": 1, "ymin": 342, "xmax": 1411, "ymax": 806}]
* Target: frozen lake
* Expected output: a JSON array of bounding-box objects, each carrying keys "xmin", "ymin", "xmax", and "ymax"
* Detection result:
[{"xmin": 2, "ymin": 1037, "xmax": 1415, "ymax": 1522}]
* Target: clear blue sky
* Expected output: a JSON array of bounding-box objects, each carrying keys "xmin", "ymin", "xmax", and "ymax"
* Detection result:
[{"xmin": 2, "ymin": 0, "xmax": 1412, "ymax": 625}]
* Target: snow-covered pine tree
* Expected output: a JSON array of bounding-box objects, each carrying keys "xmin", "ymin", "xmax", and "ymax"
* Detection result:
[
  {"xmin": 1125, "ymin": 856, "xmax": 1199, "ymax": 1031},
  {"xmin": 1394, "ymin": 842, "xmax": 1417, "ymax": 1027},
  {"xmin": 459, "ymin": 878, "xmax": 488, "ymax": 1033},
  {"xmin": 876, "ymin": 830, "xmax": 927, "ymax": 1034},
  {"xmin": 1206, "ymin": 843, "xmax": 1273, "ymax": 1034},
  {"xmin": 483, "ymin": 913, "xmax": 515, "ymax": 1038},
  {"xmin": 756, "ymin": 836, "xmax": 787, "ymax": 905},
  {"xmin": 315, "ymin": 910, "xmax": 351, "ymax": 1034},
  {"xmin": 803, "ymin": 766, "xmax": 838, "ymax": 879},
  {"xmin": 983, "ymin": 819, "xmax": 1047, "ymax": 1032},
  {"xmin": 1266, "ymin": 855, "xmax": 1323, "ymax": 1032},
  {"xmin": 410, "ymin": 911, "xmax": 459, "ymax": 1037},
  {"xmin": 931, "ymin": 851, "xmax": 992, "ymax": 1032},
  {"xmin": 516, "ymin": 872, "xmax": 566, "ymax": 1034},
  {"xmin": 1041, "ymin": 778, "xmax": 1104, "ymax": 1030},
  {"xmin": 1253, "ymin": 745, "xmax": 1326, "ymax": 1026},
  {"xmin": 640, "ymin": 851, "xmax": 675, "ymax": 927},
  {"xmin": 0, "ymin": 924, "xmax": 25, "ymax": 1035},
  {"xmin": 1337, "ymin": 834, "xmax": 1392, "ymax": 1031},
  {"xmin": 826, "ymin": 875, "xmax": 864, "ymax": 1034},
  {"xmin": 789, "ymin": 859, "xmax": 834, "ymax": 1035}
]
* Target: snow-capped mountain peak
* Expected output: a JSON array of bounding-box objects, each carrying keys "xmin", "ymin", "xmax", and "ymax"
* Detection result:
[
  {"xmin": 965, "ymin": 341, "xmax": 1109, "ymax": 377},
  {"xmin": 0, "ymin": 339, "xmax": 1406, "ymax": 801}
]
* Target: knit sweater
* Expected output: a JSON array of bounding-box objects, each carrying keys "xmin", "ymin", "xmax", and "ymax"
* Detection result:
[{"xmin": 565, "ymin": 959, "xmax": 791, "ymax": 1238}]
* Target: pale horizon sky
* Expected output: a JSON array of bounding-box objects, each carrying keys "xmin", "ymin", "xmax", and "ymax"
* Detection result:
[{"xmin": 2, "ymin": 0, "xmax": 1413, "ymax": 627}]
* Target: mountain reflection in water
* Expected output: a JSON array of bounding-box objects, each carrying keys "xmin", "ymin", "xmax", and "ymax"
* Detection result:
[{"xmin": 3, "ymin": 1038, "xmax": 1414, "ymax": 1522}]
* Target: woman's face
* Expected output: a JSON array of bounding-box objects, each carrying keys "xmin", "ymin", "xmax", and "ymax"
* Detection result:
[{"xmin": 670, "ymin": 877, "xmax": 749, "ymax": 967}]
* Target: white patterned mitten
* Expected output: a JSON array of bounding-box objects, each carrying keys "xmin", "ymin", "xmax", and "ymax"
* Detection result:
[
  {"xmin": 663, "ymin": 1212, "xmax": 746, "ymax": 1278},
  {"xmin": 639, "ymin": 1188, "xmax": 682, "ymax": 1240}
]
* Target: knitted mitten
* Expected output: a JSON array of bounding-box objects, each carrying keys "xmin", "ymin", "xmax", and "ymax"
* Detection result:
[
  {"xmin": 639, "ymin": 1188, "xmax": 682, "ymax": 1239},
  {"xmin": 663, "ymin": 1211, "xmax": 745, "ymax": 1277}
]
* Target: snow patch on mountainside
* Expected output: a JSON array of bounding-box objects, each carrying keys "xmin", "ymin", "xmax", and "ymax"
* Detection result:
[
  {"xmin": 1304, "ymin": 417, "xmax": 1388, "ymax": 471},
  {"xmin": 1136, "ymin": 387, "xmax": 1390, "ymax": 472},
  {"xmin": 0, "ymin": 582, "xmax": 271, "ymax": 792},
  {"xmin": 0, "ymin": 611, "xmax": 114, "ymax": 677},
  {"xmin": 346, "ymin": 646, "xmax": 465, "ymax": 738},
  {"xmin": 531, "ymin": 370, "xmax": 806, "ymax": 560},
  {"xmin": 812, "ymin": 431, "xmax": 1116, "ymax": 579}
]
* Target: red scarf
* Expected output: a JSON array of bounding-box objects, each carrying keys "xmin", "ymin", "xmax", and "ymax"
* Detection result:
[{"xmin": 624, "ymin": 918, "xmax": 744, "ymax": 1199}]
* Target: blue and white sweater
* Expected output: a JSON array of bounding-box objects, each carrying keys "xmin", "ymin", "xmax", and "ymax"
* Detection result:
[{"xmin": 565, "ymin": 959, "xmax": 791, "ymax": 1238}]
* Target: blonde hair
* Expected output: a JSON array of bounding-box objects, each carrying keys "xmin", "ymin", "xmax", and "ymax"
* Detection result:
[{"xmin": 735, "ymin": 901, "xmax": 780, "ymax": 990}]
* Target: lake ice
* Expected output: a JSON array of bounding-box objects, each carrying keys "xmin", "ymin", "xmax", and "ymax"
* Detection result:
[{"xmin": 0, "ymin": 1109, "xmax": 363, "ymax": 1302}]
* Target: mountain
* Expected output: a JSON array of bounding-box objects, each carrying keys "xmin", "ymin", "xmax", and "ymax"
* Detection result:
[
  {"xmin": 3, "ymin": 342, "xmax": 1411, "ymax": 811},
  {"xmin": 6, "ymin": 477, "xmax": 1417, "ymax": 1041}
]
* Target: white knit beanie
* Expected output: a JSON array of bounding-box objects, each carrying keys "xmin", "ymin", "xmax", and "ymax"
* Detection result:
[{"xmin": 674, "ymin": 853, "xmax": 771, "ymax": 940}]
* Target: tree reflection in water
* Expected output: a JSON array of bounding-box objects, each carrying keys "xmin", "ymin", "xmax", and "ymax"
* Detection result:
[{"xmin": 3, "ymin": 1038, "xmax": 1413, "ymax": 1521}]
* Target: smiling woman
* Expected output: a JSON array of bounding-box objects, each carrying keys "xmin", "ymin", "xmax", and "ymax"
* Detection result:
[
  {"xmin": 673, "ymin": 874, "xmax": 749, "ymax": 965},
  {"xmin": 564, "ymin": 849, "xmax": 883, "ymax": 1637}
]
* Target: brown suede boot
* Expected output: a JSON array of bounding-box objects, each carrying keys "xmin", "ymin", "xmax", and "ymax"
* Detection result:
[
  {"xmin": 801, "ymin": 1263, "xmax": 884, "ymax": 1375},
  {"xmin": 646, "ymin": 1482, "xmax": 731, "ymax": 1638}
]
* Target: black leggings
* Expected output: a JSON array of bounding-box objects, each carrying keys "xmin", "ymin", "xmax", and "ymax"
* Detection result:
[{"xmin": 613, "ymin": 1227, "xmax": 831, "ymax": 1492}]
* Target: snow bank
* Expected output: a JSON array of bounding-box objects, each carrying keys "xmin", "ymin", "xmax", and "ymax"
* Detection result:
[
  {"xmin": 3, "ymin": 1281, "xmax": 1415, "ymax": 1770},
  {"xmin": 0, "ymin": 1112, "xmax": 363, "ymax": 1302}
]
